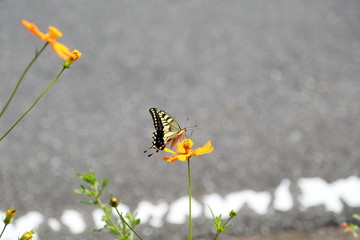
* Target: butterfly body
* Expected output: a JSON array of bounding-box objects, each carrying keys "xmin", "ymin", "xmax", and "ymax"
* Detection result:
[{"xmin": 147, "ymin": 108, "xmax": 186, "ymax": 155}]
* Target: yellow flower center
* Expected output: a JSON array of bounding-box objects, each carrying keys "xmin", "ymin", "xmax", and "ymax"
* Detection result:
[
  {"xmin": 70, "ymin": 49, "xmax": 82, "ymax": 61},
  {"xmin": 182, "ymin": 139, "xmax": 193, "ymax": 153}
]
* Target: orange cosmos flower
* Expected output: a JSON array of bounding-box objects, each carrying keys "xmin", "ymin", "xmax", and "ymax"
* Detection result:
[
  {"xmin": 22, "ymin": 19, "xmax": 80, "ymax": 62},
  {"xmin": 163, "ymin": 138, "xmax": 214, "ymax": 162}
]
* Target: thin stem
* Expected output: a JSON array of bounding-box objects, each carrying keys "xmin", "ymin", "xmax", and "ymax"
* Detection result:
[
  {"xmin": 188, "ymin": 158, "xmax": 193, "ymax": 240},
  {"xmin": 96, "ymin": 197, "xmax": 122, "ymax": 236},
  {"xmin": 214, "ymin": 217, "xmax": 231, "ymax": 240},
  {"xmin": 0, "ymin": 224, "xmax": 8, "ymax": 239},
  {"xmin": 114, "ymin": 207, "xmax": 143, "ymax": 240},
  {"xmin": 0, "ymin": 66, "xmax": 66, "ymax": 141},
  {"xmin": 222, "ymin": 217, "xmax": 232, "ymax": 228},
  {"xmin": 214, "ymin": 232, "xmax": 220, "ymax": 240},
  {"xmin": 0, "ymin": 43, "xmax": 48, "ymax": 118}
]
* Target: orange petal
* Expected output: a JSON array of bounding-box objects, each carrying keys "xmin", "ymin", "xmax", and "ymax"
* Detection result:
[
  {"xmin": 22, "ymin": 19, "xmax": 46, "ymax": 40},
  {"xmin": 163, "ymin": 156, "xmax": 179, "ymax": 162},
  {"xmin": 50, "ymin": 41, "xmax": 73, "ymax": 60},
  {"xmin": 175, "ymin": 140, "xmax": 186, "ymax": 153},
  {"xmin": 44, "ymin": 26, "xmax": 62, "ymax": 43},
  {"xmin": 192, "ymin": 141, "xmax": 214, "ymax": 156}
]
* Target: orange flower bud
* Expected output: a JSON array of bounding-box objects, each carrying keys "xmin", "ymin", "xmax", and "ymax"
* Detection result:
[{"xmin": 109, "ymin": 197, "xmax": 119, "ymax": 207}]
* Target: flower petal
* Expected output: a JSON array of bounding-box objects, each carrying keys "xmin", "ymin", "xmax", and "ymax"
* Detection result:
[
  {"xmin": 44, "ymin": 26, "xmax": 62, "ymax": 43},
  {"xmin": 192, "ymin": 141, "xmax": 214, "ymax": 156},
  {"xmin": 163, "ymin": 156, "xmax": 179, "ymax": 162},
  {"xmin": 22, "ymin": 19, "xmax": 47, "ymax": 40},
  {"xmin": 163, "ymin": 147, "xmax": 177, "ymax": 154},
  {"xmin": 162, "ymin": 139, "xmax": 213, "ymax": 163},
  {"xmin": 175, "ymin": 140, "xmax": 186, "ymax": 153},
  {"xmin": 50, "ymin": 41, "xmax": 73, "ymax": 60}
]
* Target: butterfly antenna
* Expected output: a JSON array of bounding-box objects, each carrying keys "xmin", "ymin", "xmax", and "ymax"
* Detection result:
[{"xmin": 184, "ymin": 124, "xmax": 197, "ymax": 138}]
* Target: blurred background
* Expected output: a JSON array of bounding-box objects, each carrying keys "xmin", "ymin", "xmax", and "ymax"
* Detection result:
[{"xmin": 0, "ymin": 0, "xmax": 359, "ymax": 239}]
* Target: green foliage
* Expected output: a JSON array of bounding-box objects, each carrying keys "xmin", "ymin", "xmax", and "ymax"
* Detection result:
[
  {"xmin": 74, "ymin": 169, "xmax": 108, "ymax": 204},
  {"xmin": 208, "ymin": 206, "xmax": 237, "ymax": 240},
  {"xmin": 74, "ymin": 169, "xmax": 141, "ymax": 240}
]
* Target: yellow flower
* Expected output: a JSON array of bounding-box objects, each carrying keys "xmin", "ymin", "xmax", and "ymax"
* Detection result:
[
  {"xmin": 22, "ymin": 19, "xmax": 62, "ymax": 43},
  {"xmin": 3, "ymin": 207, "xmax": 16, "ymax": 224},
  {"xmin": 163, "ymin": 138, "xmax": 214, "ymax": 162}
]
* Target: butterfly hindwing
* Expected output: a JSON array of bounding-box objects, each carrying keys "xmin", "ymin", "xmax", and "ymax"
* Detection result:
[{"xmin": 148, "ymin": 108, "xmax": 186, "ymax": 154}]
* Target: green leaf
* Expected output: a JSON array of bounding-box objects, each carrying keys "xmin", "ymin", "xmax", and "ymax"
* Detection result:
[{"xmin": 102, "ymin": 178, "xmax": 109, "ymax": 188}]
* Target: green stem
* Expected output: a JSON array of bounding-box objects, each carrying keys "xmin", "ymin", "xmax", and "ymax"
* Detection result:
[
  {"xmin": 223, "ymin": 217, "xmax": 232, "ymax": 227},
  {"xmin": 114, "ymin": 207, "xmax": 143, "ymax": 240},
  {"xmin": 0, "ymin": 224, "xmax": 7, "ymax": 239},
  {"xmin": 188, "ymin": 158, "xmax": 192, "ymax": 240},
  {"xmin": 0, "ymin": 43, "xmax": 48, "ymax": 119},
  {"xmin": 0, "ymin": 66, "xmax": 66, "ymax": 141},
  {"xmin": 214, "ymin": 216, "xmax": 233, "ymax": 240},
  {"xmin": 96, "ymin": 198, "xmax": 122, "ymax": 236}
]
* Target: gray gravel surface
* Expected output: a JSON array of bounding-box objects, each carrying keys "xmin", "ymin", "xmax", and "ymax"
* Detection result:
[{"xmin": 0, "ymin": 1, "xmax": 359, "ymax": 239}]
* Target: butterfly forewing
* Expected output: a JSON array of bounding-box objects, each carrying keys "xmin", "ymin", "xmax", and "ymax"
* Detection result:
[{"xmin": 148, "ymin": 108, "xmax": 186, "ymax": 153}]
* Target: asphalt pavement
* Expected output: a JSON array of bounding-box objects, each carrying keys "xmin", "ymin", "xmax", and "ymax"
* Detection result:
[{"xmin": 0, "ymin": 1, "xmax": 359, "ymax": 239}]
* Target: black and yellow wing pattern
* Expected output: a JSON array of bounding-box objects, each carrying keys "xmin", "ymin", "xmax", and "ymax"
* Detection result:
[{"xmin": 146, "ymin": 108, "xmax": 186, "ymax": 156}]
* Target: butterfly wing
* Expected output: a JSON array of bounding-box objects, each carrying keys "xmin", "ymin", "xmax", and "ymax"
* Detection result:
[{"xmin": 149, "ymin": 108, "xmax": 186, "ymax": 152}]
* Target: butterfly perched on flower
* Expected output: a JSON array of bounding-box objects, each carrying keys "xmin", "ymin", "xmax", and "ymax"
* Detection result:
[{"xmin": 145, "ymin": 108, "xmax": 186, "ymax": 157}]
